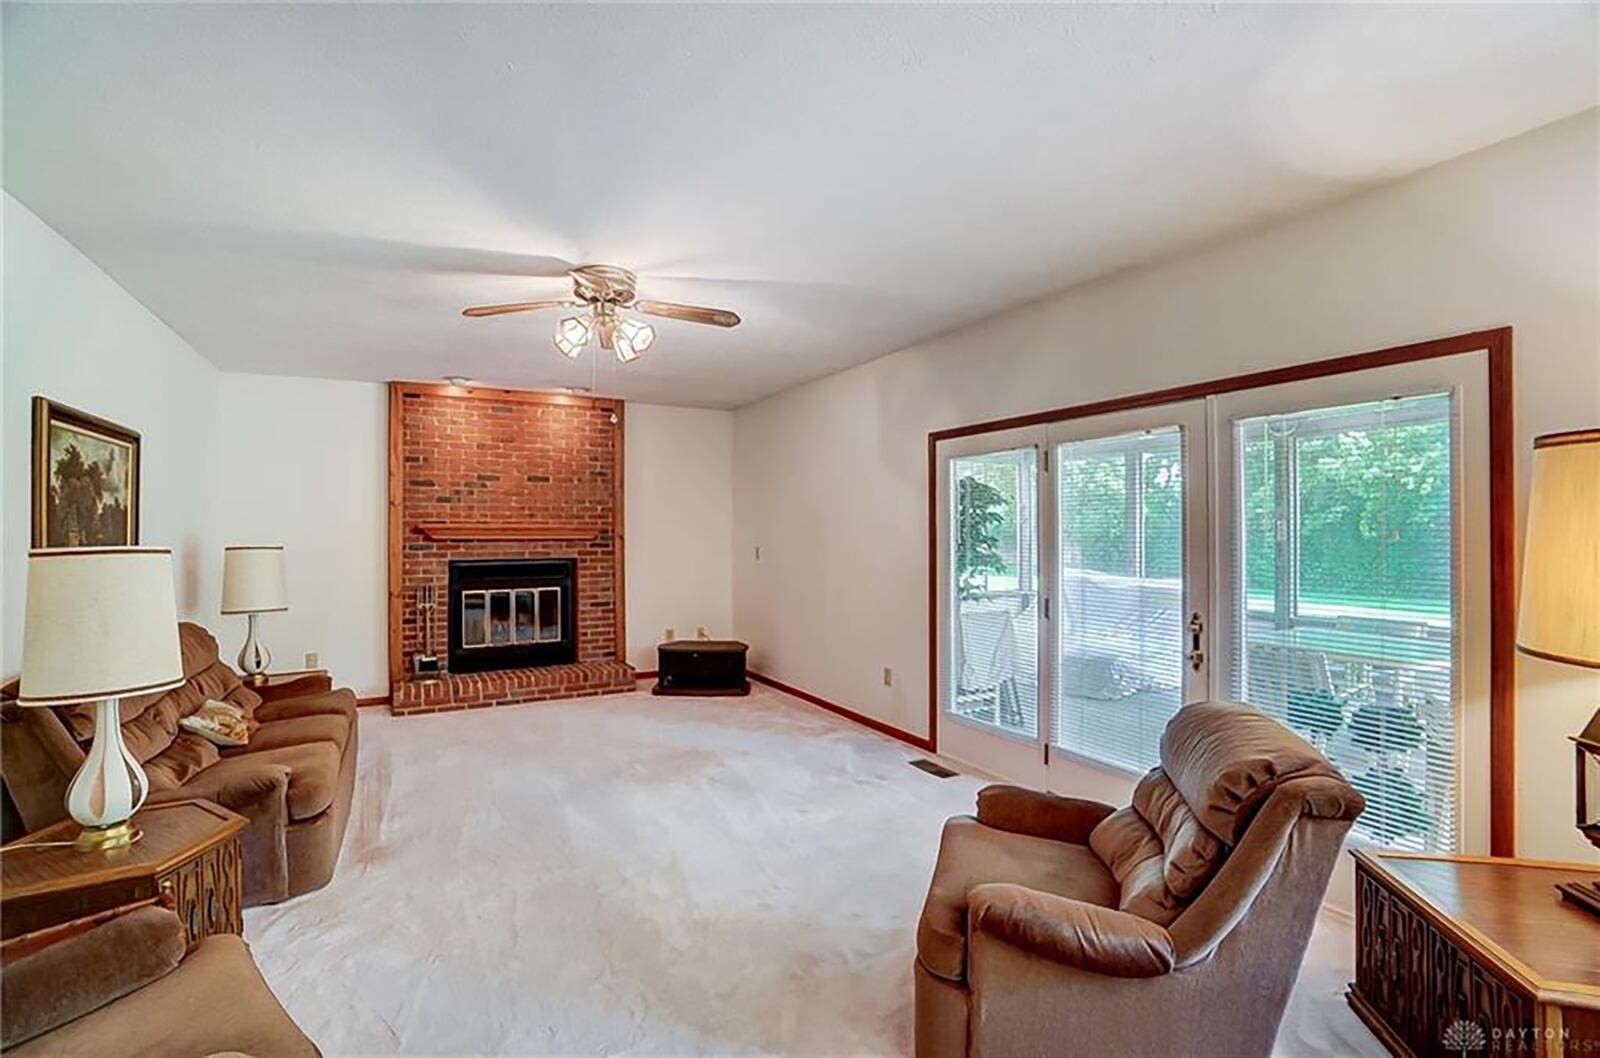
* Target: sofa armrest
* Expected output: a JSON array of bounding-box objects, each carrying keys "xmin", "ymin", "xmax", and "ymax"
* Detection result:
[
  {"xmin": 975, "ymin": 785, "xmax": 1116, "ymax": 845},
  {"xmin": 1, "ymin": 904, "xmax": 187, "ymax": 1048},
  {"xmin": 251, "ymin": 673, "xmax": 333, "ymax": 704},
  {"xmin": 147, "ymin": 765, "xmax": 291, "ymax": 904},
  {"xmin": 967, "ymin": 883, "xmax": 1175, "ymax": 978}
]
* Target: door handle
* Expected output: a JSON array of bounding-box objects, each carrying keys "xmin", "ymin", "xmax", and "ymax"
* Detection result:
[{"xmin": 1188, "ymin": 612, "xmax": 1205, "ymax": 672}]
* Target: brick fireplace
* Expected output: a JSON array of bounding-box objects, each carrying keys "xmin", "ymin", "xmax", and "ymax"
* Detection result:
[{"xmin": 387, "ymin": 382, "xmax": 634, "ymax": 715}]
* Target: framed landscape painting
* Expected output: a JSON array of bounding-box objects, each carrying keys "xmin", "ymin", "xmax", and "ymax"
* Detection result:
[{"xmin": 31, "ymin": 397, "xmax": 141, "ymax": 548}]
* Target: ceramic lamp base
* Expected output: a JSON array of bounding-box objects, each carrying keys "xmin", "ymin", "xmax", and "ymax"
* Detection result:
[
  {"xmin": 237, "ymin": 611, "xmax": 272, "ymax": 679},
  {"xmin": 64, "ymin": 698, "xmax": 150, "ymax": 851}
]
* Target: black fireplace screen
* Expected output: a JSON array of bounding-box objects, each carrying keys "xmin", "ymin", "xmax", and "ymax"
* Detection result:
[{"xmin": 447, "ymin": 558, "xmax": 577, "ymax": 673}]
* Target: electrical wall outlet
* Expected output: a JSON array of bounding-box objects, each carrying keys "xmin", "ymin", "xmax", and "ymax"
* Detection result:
[
  {"xmin": 883, "ymin": 666, "xmax": 893, "ymax": 687},
  {"xmin": 305, "ymin": 651, "xmax": 319, "ymax": 669},
  {"xmin": 697, "ymin": 626, "xmax": 709, "ymax": 639},
  {"xmin": 664, "ymin": 627, "xmax": 676, "ymax": 642}
]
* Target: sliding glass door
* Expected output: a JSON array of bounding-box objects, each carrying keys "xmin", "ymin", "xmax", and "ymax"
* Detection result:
[
  {"xmin": 934, "ymin": 357, "xmax": 1485, "ymax": 854},
  {"xmin": 937, "ymin": 427, "xmax": 1046, "ymax": 784},
  {"xmin": 936, "ymin": 407, "xmax": 1209, "ymax": 789},
  {"xmin": 1044, "ymin": 403, "xmax": 1210, "ymax": 793},
  {"xmin": 1213, "ymin": 359, "xmax": 1489, "ymax": 855}
]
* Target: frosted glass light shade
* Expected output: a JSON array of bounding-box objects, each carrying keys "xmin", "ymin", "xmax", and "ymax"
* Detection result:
[
  {"xmin": 221, "ymin": 545, "xmax": 288, "ymax": 615},
  {"xmin": 1517, "ymin": 428, "xmax": 1600, "ymax": 668},
  {"xmin": 17, "ymin": 547, "xmax": 184, "ymax": 706},
  {"xmin": 614, "ymin": 316, "xmax": 654, "ymax": 363},
  {"xmin": 553, "ymin": 315, "xmax": 592, "ymax": 359}
]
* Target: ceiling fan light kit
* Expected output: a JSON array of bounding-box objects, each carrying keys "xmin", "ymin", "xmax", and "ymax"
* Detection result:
[
  {"xmin": 465, "ymin": 264, "xmax": 739, "ymax": 366},
  {"xmin": 614, "ymin": 316, "xmax": 654, "ymax": 362},
  {"xmin": 553, "ymin": 315, "xmax": 592, "ymax": 358}
]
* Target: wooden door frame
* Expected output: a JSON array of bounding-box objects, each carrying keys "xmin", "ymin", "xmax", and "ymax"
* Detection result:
[{"xmin": 926, "ymin": 327, "xmax": 1517, "ymax": 855}]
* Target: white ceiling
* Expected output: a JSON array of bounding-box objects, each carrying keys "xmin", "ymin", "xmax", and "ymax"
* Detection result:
[{"xmin": 5, "ymin": 4, "xmax": 1595, "ymax": 408}]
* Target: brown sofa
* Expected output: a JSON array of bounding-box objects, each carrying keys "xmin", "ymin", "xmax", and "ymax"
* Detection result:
[
  {"xmin": 2, "ymin": 900, "xmax": 318, "ymax": 1056},
  {"xmin": 915, "ymin": 701, "xmax": 1364, "ymax": 1058},
  {"xmin": 2, "ymin": 622, "xmax": 358, "ymax": 905}
]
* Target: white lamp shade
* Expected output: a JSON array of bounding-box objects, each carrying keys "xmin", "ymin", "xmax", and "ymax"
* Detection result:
[
  {"xmin": 1517, "ymin": 428, "xmax": 1600, "ymax": 668},
  {"xmin": 221, "ymin": 546, "xmax": 288, "ymax": 615},
  {"xmin": 17, "ymin": 547, "xmax": 185, "ymax": 706}
]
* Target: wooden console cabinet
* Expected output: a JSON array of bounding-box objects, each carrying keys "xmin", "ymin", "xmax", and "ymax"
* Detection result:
[
  {"xmin": 1348, "ymin": 850, "xmax": 1600, "ymax": 1058},
  {"xmin": 652, "ymin": 639, "xmax": 749, "ymax": 696}
]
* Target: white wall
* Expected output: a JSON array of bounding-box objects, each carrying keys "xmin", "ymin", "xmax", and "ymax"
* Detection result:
[
  {"xmin": 625, "ymin": 403, "xmax": 735, "ymax": 671},
  {"xmin": 733, "ymin": 110, "xmax": 1600, "ymax": 864},
  {"xmin": 215, "ymin": 374, "xmax": 389, "ymax": 697},
  {"xmin": 3, "ymin": 193, "xmax": 223, "ymax": 670}
]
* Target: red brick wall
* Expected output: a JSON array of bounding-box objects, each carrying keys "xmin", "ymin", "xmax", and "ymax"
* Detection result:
[{"xmin": 395, "ymin": 385, "xmax": 623, "ymax": 681}]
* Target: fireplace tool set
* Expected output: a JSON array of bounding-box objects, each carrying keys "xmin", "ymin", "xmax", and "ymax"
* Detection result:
[{"xmin": 413, "ymin": 584, "xmax": 441, "ymax": 676}]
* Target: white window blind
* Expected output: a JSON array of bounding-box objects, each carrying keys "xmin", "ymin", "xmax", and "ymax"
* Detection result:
[
  {"xmin": 1051, "ymin": 427, "xmax": 1186, "ymax": 773},
  {"xmin": 949, "ymin": 448, "xmax": 1040, "ymax": 740},
  {"xmin": 1229, "ymin": 393, "xmax": 1458, "ymax": 852}
]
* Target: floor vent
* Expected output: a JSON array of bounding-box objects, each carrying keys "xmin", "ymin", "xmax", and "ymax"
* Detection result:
[{"xmin": 909, "ymin": 758, "xmax": 958, "ymax": 779}]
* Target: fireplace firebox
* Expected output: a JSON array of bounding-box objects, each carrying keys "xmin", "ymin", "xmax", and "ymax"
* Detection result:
[{"xmin": 447, "ymin": 558, "xmax": 577, "ymax": 674}]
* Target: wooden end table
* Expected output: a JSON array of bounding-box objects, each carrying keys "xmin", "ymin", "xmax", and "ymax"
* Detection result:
[
  {"xmin": 1348, "ymin": 849, "xmax": 1600, "ymax": 1058},
  {"xmin": 244, "ymin": 669, "xmax": 332, "ymax": 693},
  {"xmin": 1, "ymin": 799, "xmax": 246, "ymax": 948}
]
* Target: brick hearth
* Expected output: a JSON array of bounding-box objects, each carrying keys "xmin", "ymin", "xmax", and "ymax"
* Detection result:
[
  {"xmin": 392, "ymin": 661, "xmax": 635, "ymax": 715},
  {"xmin": 387, "ymin": 382, "xmax": 633, "ymax": 715}
]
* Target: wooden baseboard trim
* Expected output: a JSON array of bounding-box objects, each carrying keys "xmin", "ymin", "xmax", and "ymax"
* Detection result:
[
  {"xmin": 748, "ymin": 672, "xmax": 934, "ymax": 752},
  {"xmin": 356, "ymin": 695, "xmax": 390, "ymax": 708},
  {"xmin": 633, "ymin": 670, "xmax": 658, "ymax": 680}
]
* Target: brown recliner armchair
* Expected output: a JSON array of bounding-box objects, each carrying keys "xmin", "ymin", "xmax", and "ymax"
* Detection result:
[
  {"xmin": 2, "ymin": 622, "xmax": 358, "ymax": 906},
  {"xmin": 2, "ymin": 900, "xmax": 318, "ymax": 1056},
  {"xmin": 915, "ymin": 701, "xmax": 1365, "ymax": 1058}
]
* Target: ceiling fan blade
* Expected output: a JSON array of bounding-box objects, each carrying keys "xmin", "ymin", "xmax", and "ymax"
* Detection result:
[
  {"xmin": 461, "ymin": 299, "xmax": 577, "ymax": 318},
  {"xmin": 633, "ymin": 300, "xmax": 741, "ymax": 328}
]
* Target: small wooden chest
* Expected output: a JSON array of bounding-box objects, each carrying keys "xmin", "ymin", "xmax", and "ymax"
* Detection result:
[{"xmin": 653, "ymin": 639, "xmax": 750, "ymax": 697}]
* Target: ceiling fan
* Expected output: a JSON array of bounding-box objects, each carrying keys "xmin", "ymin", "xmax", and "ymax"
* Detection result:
[{"xmin": 462, "ymin": 264, "xmax": 740, "ymax": 363}]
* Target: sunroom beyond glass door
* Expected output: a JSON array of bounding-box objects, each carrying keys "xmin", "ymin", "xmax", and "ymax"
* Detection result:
[
  {"xmin": 939, "ymin": 430, "xmax": 1045, "ymax": 784},
  {"xmin": 1047, "ymin": 402, "xmax": 1209, "ymax": 786}
]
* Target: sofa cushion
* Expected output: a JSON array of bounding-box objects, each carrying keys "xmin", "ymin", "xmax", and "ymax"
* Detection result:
[
  {"xmin": 917, "ymin": 815, "xmax": 1117, "ymax": 982},
  {"xmin": 233, "ymin": 713, "xmax": 351, "ymax": 755},
  {"xmin": 192, "ymin": 742, "xmax": 342, "ymax": 821},
  {"xmin": 1160, "ymin": 701, "xmax": 1343, "ymax": 844},
  {"xmin": 144, "ymin": 732, "xmax": 223, "ymax": 791}
]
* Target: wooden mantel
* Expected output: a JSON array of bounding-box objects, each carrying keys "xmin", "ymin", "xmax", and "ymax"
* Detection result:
[{"xmin": 415, "ymin": 523, "xmax": 602, "ymax": 542}]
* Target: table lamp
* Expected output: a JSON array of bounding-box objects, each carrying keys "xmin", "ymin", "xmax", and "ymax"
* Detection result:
[
  {"xmin": 1515, "ymin": 427, "xmax": 1600, "ymax": 913},
  {"xmin": 16, "ymin": 547, "xmax": 184, "ymax": 852},
  {"xmin": 221, "ymin": 545, "xmax": 287, "ymax": 685}
]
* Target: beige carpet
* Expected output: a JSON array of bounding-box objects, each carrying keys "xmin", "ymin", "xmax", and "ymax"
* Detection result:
[{"xmin": 244, "ymin": 685, "xmax": 1386, "ymax": 1057}]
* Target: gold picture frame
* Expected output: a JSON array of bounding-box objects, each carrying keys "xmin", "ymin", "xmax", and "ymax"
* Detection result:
[{"xmin": 31, "ymin": 397, "xmax": 141, "ymax": 548}]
